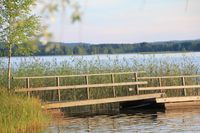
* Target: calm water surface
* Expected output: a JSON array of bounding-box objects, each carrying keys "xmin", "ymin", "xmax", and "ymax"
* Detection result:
[
  {"xmin": 45, "ymin": 109, "xmax": 200, "ymax": 133},
  {"xmin": 1, "ymin": 52, "xmax": 200, "ymax": 68}
]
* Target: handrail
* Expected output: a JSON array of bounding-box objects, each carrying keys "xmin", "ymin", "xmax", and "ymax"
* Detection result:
[
  {"xmin": 137, "ymin": 74, "xmax": 200, "ymax": 97},
  {"xmin": 15, "ymin": 81, "xmax": 148, "ymax": 92},
  {"xmin": 139, "ymin": 85, "xmax": 200, "ymax": 91},
  {"xmin": 13, "ymin": 71, "xmax": 146, "ymax": 79},
  {"xmin": 138, "ymin": 75, "xmax": 200, "ymax": 80}
]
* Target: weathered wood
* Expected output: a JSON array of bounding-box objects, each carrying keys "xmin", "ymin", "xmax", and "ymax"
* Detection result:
[
  {"xmin": 164, "ymin": 101, "xmax": 200, "ymax": 109},
  {"xmin": 111, "ymin": 74, "xmax": 116, "ymax": 97},
  {"xmin": 134, "ymin": 73, "xmax": 139, "ymax": 95},
  {"xmin": 13, "ymin": 72, "xmax": 200, "ymax": 110},
  {"xmin": 26, "ymin": 78, "xmax": 30, "ymax": 97},
  {"xmin": 158, "ymin": 77, "xmax": 163, "ymax": 93},
  {"xmin": 139, "ymin": 85, "xmax": 200, "ymax": 91},
  {"xmin": 156, "ymin": 96, "xmax": 200, "ymax": 103},
  {"xmin": 56, "ymin": 77, "xmax": 61, "ymax": 101},
  {"xmin": 15, "ymin": 81, "xmax": 148, "ymax": 92},
  {"xmin": 85, "ymin": 75, "xmax": 90, "ymax": 99},
  {"xmin": 181, "ymin": 76, "xmax": 187, "ymax": 96},
  {"xmin": 13, "ymin": 71, "xmax": 146, "ymax": 80},
  {"xmin": 158, "ymin": 78, "xmax": 162, "ymax": 87},
  {"xmin": 42, "ymin": 93, "xmax": 163, "ymax": 109},
  {"xmin": 138, "ymin": 75, "xmax": 200, "ymax": 80}
]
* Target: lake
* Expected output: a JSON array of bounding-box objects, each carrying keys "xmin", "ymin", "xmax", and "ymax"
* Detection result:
[
  {"xmin": 45, "ymin": 109, "xmax": 200, "ymax": 133},
  {"xmin": 1, "ymin": 52, "xmax": 200, "ymax": 68}
]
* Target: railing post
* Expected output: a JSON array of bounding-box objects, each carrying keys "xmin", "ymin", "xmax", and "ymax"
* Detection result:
[
  {"xmin": 158, "ymin": 77, "xmax": 163, "ymax": 92},
  {"xmin": 111, "ymin": 73, "xmax": 116, "ymax": 97},
  {"xmin": 26, "ymin": 78, "xmax": 30, "ymax": 97},
  {"xmin": 181, "ymin": 76, "xmax": 187, "ymax": 96},
  {"xmin": 85, "ymin": 75, "xmax": 90, "ymax": 99},
  {"xmin": 56, "ymin": 77, "xmax": 61, "ymax": 101},
  {"xmin": 134, "ymin": 73, "xmax": 139, "ymax": 95}
]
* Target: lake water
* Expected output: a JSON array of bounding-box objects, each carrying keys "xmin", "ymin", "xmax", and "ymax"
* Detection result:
[
  {"xmin": 45, "ymin": 109, "xmax": 200, "ymax": 133},
  {"xmin": 1, "ymin": 52, "xmax": 200, "ymax": 68}
]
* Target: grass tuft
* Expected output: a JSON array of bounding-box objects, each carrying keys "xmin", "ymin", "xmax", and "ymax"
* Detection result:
[{"xmin": 0, "ymin": 88, "xmax": 49, "ymax": 133}]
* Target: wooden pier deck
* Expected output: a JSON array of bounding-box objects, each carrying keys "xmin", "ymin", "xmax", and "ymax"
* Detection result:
[
  {"xmin": 13, "ymin": 72, "xmax": 200, "ymax": 110},
  {"xmin": 43, "ymin": 93, "xmax": 163, "ymax": 109}
]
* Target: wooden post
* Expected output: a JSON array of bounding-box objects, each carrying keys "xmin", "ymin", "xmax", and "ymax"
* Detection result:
[
  {"xmin": 181, "ymin": 76, "xmax": 187, "ymax": 96},
  {"xmin": 158, "ymin": 78, "xmax": 163, "ymax": 92},
  {"xmin": 111, "ymin": 74, "xmax": 116, "ymax": 97},
  {"xmin": 56, "ymin": 77, "xmax": 61, "ymax": 101},
  {"xmin": 134, "ymin": 73, "xmax": 139, "ymax": 95},
  {"xmin": 26, "ymin": 78, "xmax": 30, "ymax": 97},
  {"xmin": 85, "ymin": 75, "xmax": 90, "ymax": 99}
]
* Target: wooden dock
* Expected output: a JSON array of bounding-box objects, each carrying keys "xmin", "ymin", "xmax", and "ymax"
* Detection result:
[
  {"xmin": 13, "ymin": 72, "xmax": 200, "ymax": 110},
  {"xmin": 43, "ymin": 93, "xmax": 163, "ymax": 109}
]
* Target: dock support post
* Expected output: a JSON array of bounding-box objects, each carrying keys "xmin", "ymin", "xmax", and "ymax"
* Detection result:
[{"xmin": 56, "ymin": 77, "xmax": 61, "ymax": 101}]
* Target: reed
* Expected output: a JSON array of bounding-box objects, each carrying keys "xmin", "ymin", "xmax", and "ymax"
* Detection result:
[{"xmin": 0, "ymin": 55, "xmax": 199, "ymax": 115}]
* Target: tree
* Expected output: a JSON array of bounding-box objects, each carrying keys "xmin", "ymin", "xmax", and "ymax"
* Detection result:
[
  {"xmin": 0, "ymin": 0, "xmax": 40, "ymax": 89},
  {"xmin": 73, "ymin": 46, "xmax": 86, "ymax": 55},
  {"xmin": 64, "ymin": 46, "xmax": 73, "ymax": 55}
]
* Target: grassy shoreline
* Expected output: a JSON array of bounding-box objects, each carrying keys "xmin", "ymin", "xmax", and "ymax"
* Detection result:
[{"xmin": 0, "ymin": 88, "xmax": 49, "ymax": 133}]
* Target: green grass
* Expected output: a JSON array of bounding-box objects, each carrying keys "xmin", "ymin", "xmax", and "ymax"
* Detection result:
[{"xmin": 0, "ymin": 88, "xmax": 49, "ymax": 133}]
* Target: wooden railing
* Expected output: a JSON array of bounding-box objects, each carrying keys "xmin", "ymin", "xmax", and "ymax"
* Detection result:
[
  {"xmin": 137, "ymin": 75, "xmax": 200, "ymax": 96},
  {"xmin": 13, "ymin": 71, "xmax": 146, "ymax": 101},
  {"xmin": 13, "ymin": 72, "xmax": 200, "ymax": 102}
]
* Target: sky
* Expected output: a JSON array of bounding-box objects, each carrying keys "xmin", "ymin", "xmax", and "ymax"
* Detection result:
[{"xmin": 39, "ymin": 0, "xmax": 200, "ymax": 43}]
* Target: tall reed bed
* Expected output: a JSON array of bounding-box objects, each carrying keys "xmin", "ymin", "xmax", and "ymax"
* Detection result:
[
  {"xmin": 0, "ymin": 54, "xmax": 199, "ymax": 115},
  {"xmin": 0, "ymin": 88, "xmax": 49, "ymax": 133}
]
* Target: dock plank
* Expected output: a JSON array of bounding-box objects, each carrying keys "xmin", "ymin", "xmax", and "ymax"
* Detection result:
[
  {"xmin": 164, "ymin": 101, "xmax": 200, "ymax": 109},
  {"xmin": 43, "ymin": 93, "xmax": 163, "ymax": 109},
  {"xmin": 156, "ymin": 96, "xmax": 200, "ymax": 103}
]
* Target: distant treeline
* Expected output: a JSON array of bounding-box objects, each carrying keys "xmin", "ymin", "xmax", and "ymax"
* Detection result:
[{"xmin": 1, "ymin": 40, "xmax": 200, "ymax": 56}]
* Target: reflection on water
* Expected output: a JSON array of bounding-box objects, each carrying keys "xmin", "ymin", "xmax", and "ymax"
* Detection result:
[{"xmin": 45, "ymin": 109, "xmax": 200, "ymax": 133}]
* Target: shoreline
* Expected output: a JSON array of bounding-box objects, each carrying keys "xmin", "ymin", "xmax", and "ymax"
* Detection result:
[{"xmin": 0, "ymin": 89, "xmax": 49, "ymax": 133}]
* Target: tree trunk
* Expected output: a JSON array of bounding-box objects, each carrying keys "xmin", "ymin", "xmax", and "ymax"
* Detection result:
[{"xmin": 8, "ymin": 44, "xmax": 11, "ymax": 90}]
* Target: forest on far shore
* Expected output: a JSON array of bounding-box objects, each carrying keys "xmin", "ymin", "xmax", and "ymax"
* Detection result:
[{"xmin": 0, "ymin": 39, "xmax": 200, "ymax": 56}]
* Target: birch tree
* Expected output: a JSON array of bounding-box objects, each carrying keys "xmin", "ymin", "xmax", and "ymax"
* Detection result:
[{"xmin": 0, "ymin": 0, "xmax": 40, "ymax": 89}]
